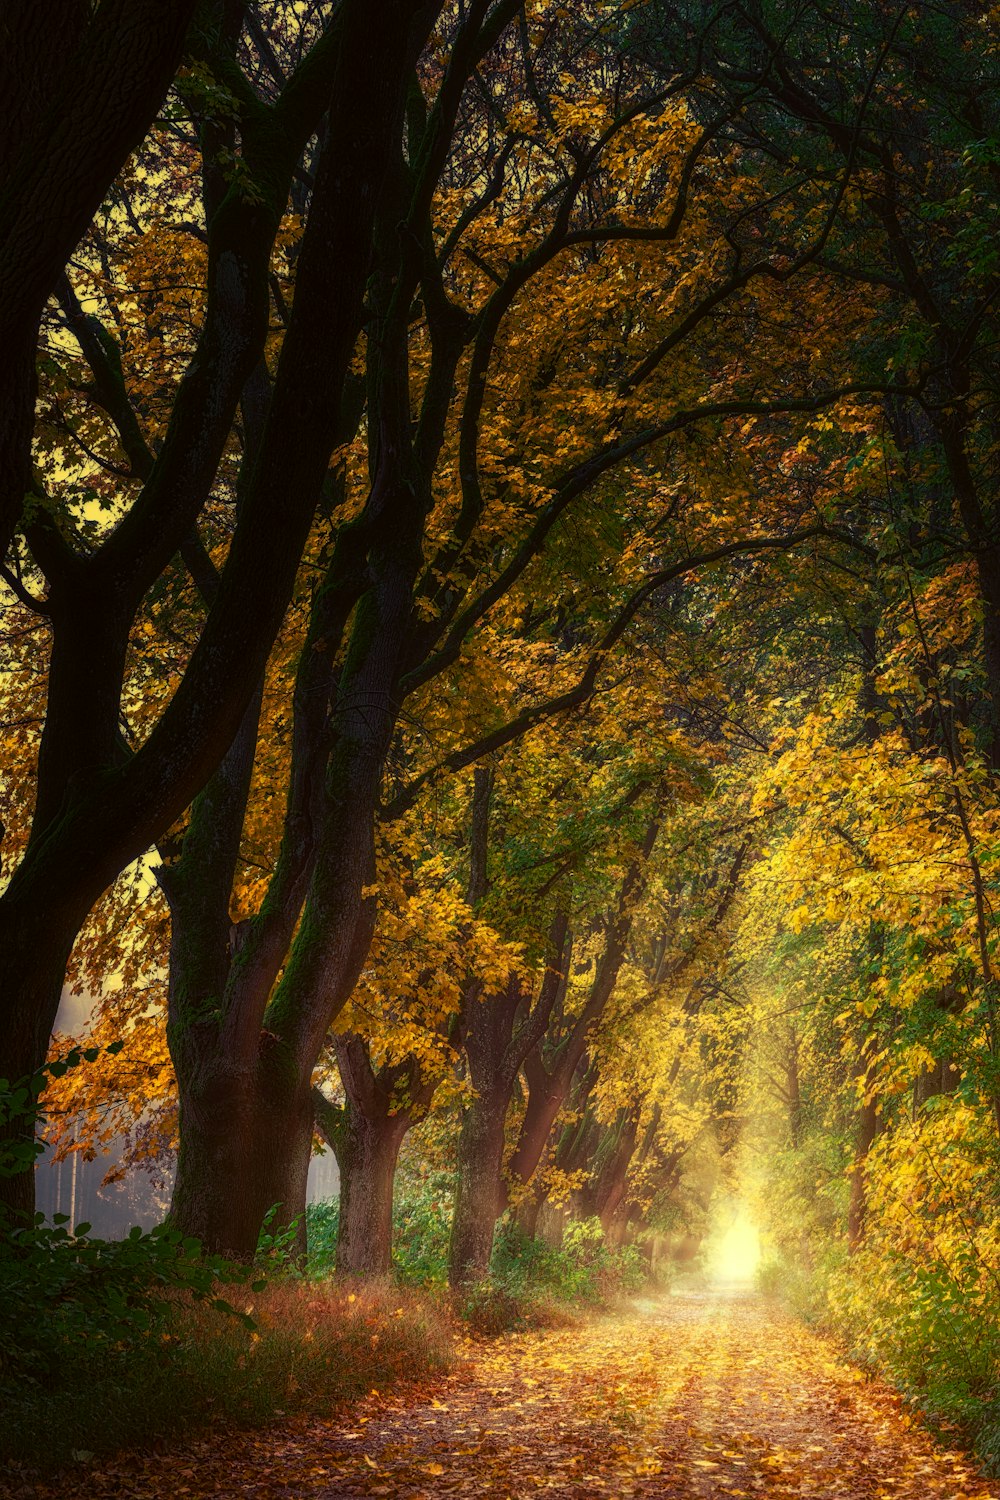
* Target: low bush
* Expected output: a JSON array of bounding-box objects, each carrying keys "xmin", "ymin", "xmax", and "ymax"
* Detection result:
[
  {"xmin": 755, "ymin": 1249, "xmax": 842, "ymax": 1322},
  {"xmin": 493, "ymin": 1217, "xmax": 647, "ymax": 1302},
  {"xmin": 0, "ymin": 1215, "xmax": 251, "ymax": 1393},
  {"xmin": 305, "ymin": 1196, "xmax": 339, "ymax": 1275},
  {"xmin": 456, "ymin": 1273, "xmax": 571, "ymax": 1336}
]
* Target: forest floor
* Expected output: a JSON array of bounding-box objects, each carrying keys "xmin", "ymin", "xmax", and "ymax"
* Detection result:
[{"xmin": 12, "ymin": 1289, "xmax": 1000, "ymax": 1500}]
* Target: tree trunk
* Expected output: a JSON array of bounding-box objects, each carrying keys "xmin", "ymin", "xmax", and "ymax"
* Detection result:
[
  {"xmin": 507, "ymin": 1058, "xmax": 567, "ymax": 1199},
  {"xmin": 514, "ymin": 1182, "xmax": 545, "ymax": 1239},
  {"xmin": 786, "ymin": 1039, "xmax": 803, "ymax": 1148},
  {"xmin": 316, "ymin": 1037, "xmax": 433, "ymax": 1278},
  {"xmin": 507, "ymin": 830, "xmax": 660, "ymax": 1206},
  {"xmin": 846, "ymin": 1092, "xmax": 879, "ymax": 1252},
  {"xmin": 0, "ymin": 1, "xmax": 197, "ymax": 560},
  {"xmin": 334, "ymin": 1109, "xmax": 409, "ymax": 1277},
  {"xmin": 602, "ymin": 1197, "xmax": 631, "ymax": 1249},
  {"xmin": 449, "ymin": 1089, "xmax": 508, "ymax": 1285},
  {"xmin": 0, "ymin": 903, "xmax": 84, "ymax": 1223},
  {"xmin": 170, "ymin": 1054, "xmax": 313, "ymax": 1261},
  {"xmin": 580, "ymin": 1108, "xmax": 638, "ymax": 1233}
]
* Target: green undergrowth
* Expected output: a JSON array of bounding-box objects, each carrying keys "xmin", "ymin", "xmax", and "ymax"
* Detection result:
[
  {"xmin": 459, "ymin": 1218, "xmax": 653, "ymax": 1336},
  {"xmin": 828, "ymin": 1245, "xmax": 1000, "ymax": 1477},
  {"xmin": 305, "ymin": 1168, "xmax": 453, "ymax": 1287}
]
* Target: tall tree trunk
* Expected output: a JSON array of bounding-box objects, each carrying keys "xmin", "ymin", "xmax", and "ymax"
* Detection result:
[
  {"xmin": 0, "ymin": 1, "xmax": 197, "ymax": 559},
  {"xmin": 0, "ymin": 910, "xmax": 79, "ymax": 1222},
  {"xmin": 163, "ymin": 659, "xmax": 312, "ymax": 1260},
  {"xmin": 449, "ymin": 1084, "xmax": 509, "ymax": 1285},
  {"xmin": 579, "ymin": 1107, "xmax": 639, "ymax": 1237},
  {"xmin": 514, "ymin": 1180, "xmax": 545, "ymax": 1238},
  {"xmin": 846, "ymin": 1091, "xmax": 879, "ymax": 1253},
  {"xmin": 332, "ymin": 1108, "xmax": 410, "ymax": 1277},
  {"xmin": 846, "ymin": 1017, "xmax": 881, "ymax": 1252}
]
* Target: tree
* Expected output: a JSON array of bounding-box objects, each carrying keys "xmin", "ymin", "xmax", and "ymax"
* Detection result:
[
  {"xmin": 315, "ymin": 1040, "xmax": 436, "ymax": 1279},
  {"xmin": 146, "ymin": 0, "xmax": 864, "ymax": 1259},
  {"xmin": 0, "ymin": 0, "xmax": 442, "ymax": 1221}
]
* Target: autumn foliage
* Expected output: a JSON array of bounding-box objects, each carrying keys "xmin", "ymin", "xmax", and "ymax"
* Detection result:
[{"xmin": 3, "ymin": 0, "xmax": 1000, "ymax": 1486}]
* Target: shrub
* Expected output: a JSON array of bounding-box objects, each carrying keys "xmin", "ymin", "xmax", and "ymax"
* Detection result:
[
  {"xmin": 1, "ymin": 1054, "xmax": 261, "ymax": 1467},
  {"xmin": 392, "ymin": 1170, "xmax": 453, "ymax": 1287},
  {"xmin": 491, "ymin": 1217, "xmax": 647, "ymax": 1306},
  {"xmin": 306, "ymin": 1195, "xmax": 340, "ymax": 1275},
  {"xmin": 450, "ymin": 1217, "xmax": 651, "ymax": 1335},
  {"xmin": 825, "ymin": 1106, "xmax": 1000, "ymax": 1471},
  {"xmin": 755, "ymin": 1248, "xmax": 842, "ymax": 1321},
  {"xmin": 456, "ymin": 1274, "xmax": 550, "ymax": 1336},
  {"xmin": 0, "ymin": 1215, "xmax": 251, "ymax": 1390}
]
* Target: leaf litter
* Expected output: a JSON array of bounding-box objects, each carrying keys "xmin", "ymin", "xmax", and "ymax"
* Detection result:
[{"xmin": 8, "ymin": 1288, "xmax": 999, "ymax": 1499}]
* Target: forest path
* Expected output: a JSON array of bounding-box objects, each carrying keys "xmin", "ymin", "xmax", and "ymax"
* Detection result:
[{"xmin": 40, "ymin": 1290, "xmax": 1000, "ymax": 1499}]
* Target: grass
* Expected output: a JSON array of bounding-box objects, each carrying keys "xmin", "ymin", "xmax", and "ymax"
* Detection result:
[{"xmin": 2, "ymin": 1279, "xmax": 452, "ymax": 1475}]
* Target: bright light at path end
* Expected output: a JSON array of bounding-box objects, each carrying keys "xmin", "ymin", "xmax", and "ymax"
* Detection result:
[{"xmin": 710, "ymin": 1212, "xmax": 761, "ymax": 1284}]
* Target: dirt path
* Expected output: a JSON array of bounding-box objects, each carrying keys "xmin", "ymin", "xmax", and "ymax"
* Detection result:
[{"xmin": 19, "ymin": 1290, "xmax": 1000, "ymax": 1498}]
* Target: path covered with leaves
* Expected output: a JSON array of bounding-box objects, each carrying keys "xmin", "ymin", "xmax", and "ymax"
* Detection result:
[{"xmin": 16, "ymin": 1291, "xmax": 1000, "ymax": 1499}]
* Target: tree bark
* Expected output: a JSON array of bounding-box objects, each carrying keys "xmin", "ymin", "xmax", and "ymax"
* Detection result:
[
  {"xmin": 171, "ymin": 1057, "xmax": 313, "ymax": 1260},
  {"xmin": 514, "ymin": 1183, "xmax": 545, "ymax": 1239},
  {"xmin": 0, "ymin": 912, "xmax": 79, "ymax": 1223},
  {"xmin": 582, "ymin": 1108, "xmax": 639, "ymax": 1239},
  {"xmin": 846, "ymin": 1091, "xmax": 879, "ymax": 1253},
  {"xmin": 317, "ymin": 1036, "xmax": 434, "ymax": 1278},
  {"xmin": 449, "ymin": 1085, "xmax": 510, "ymax": 1285},
  {"xmin": 331, "ymin": 1107, "xmax": 410, "ymax": 1278}
]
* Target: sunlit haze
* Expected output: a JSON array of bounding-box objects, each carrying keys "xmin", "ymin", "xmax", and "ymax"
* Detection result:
[{"xmin": 708, "ymin": 1210, "xmax": 762, "ymax": 1285}]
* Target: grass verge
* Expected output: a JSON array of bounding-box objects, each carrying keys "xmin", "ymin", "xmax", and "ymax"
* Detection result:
[{"xmin": 2, "ymin": 1280, "xmax": 452, "ymax": 1475}]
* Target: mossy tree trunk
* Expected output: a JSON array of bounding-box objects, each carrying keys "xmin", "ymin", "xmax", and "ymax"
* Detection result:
[
  {"xmin": 449, "ymin": 1078, "xmax": 512, "ymax": 1286},
  {"xmin": 171, "ymin": 1055, "xmax": 314, "ymax": 1261}
]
